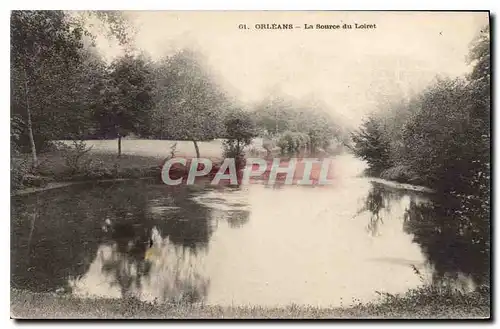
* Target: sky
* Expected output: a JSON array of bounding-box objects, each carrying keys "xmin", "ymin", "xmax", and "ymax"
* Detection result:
[{"xmin": 88, "ymin": 11, "xmax": 489, "ymax": 126}]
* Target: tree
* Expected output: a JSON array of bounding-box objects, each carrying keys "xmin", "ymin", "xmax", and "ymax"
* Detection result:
[
  {"xmin": 83, "ymin": 11, "xmax": 134, "ymax": 46},
  {"xmin": 350, "ymin": 27, "xmax": 491, "ymax": 284},
  {"xmin": 48, "ymin": 47, "xmax": 108, "ymax": 140},
  {"xmin": 351, "ymin": 116, "xmax": 392, "ymax": 175},
  {"xmin": 153, "ymin": 49, "xmax": 226, "ymax": 158},
  {"xmin": 253, "ymin": 95, "xmax": 343, "ymax": 154},
  {"xmin": 276, "ymin": 131, "xmax": 310, "ymax": 155},
  {"xmin": 94, "ymin": 54, "xmax": 155, "ymax": 156},
  {"xmin": 466, "ymin": 26, "xmax": 490, "ymax": 201},
  {"xmin": 222, "ymin": 109, "xmax": 257, "ymax": 158},
  {"xmin": 11, "ymin": 11, "xmax": 86, "ymax": 168},
  {"xmin": 10, "ymin": 10, "xmax": 133, "ymax": 165},
  {"xmin": 400, "ymin": 78, "xmax": 474, "ymax": 188},
  {"xmin": 254, "ymin": 96, "xmax": 294, "ymax": 135}
]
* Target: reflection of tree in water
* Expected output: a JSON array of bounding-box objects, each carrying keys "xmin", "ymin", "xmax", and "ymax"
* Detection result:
[
  {"xmin": 96, "ymin": 181, "xmax": 155, "ymax": 298},
  {"xmin": 225, "ymin": 210, "xmax": 250, "ymax": 228},
  {"xmin": 403, "ymin": 194, "xmax": 490, "ymax": 287},
  {"xmin": 11, "ymin": 184, "xmax": 111, "ymax": 293},
  {"xmin": 98, "ymin": 245, "xmax": 150, "ymax": 299},
  {"xmin": 355, "ymin": 182, "xmax": 489, "ymax": 287},
  {"xmin": 149, "ymin": 183, "xmax": 214, "ymax": 251},
  {"xmin": 71, "ymin": 231, "xmax": 209, "ymax": 304},
  {"xmin": 353, "ymin": 182, "xmax": 405, "ymax": 236},
  {"xmin": 95, "ymin": 181, "xmax": 214, "ymax": 300},
  {"xmin": 143, "ymin": 231, "xmax": 209, "ymax": 304},
  {"xmin": 37, "ymin": 181, "xmax": 155, "ymax": 299},
  {"xmin": 12, "ymin": 179, "xmax": 215, "ymax": 303},
  {"xmin": 191, "ymin": 184, "xmax": 251, "ymax": 230}
]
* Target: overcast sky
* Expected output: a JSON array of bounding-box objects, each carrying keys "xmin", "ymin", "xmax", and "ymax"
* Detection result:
[{"xmin": 89, "ymin": 11, "xmax": 489, "ymax": 126}]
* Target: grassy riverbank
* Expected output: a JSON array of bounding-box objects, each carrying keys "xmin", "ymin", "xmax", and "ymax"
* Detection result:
[
  {"xmin": 12, "ymin": 151, "xmax": 219, "ymax": 194},
  {"xmin": 11, "ymin": 139, "xmax": 231, "ymax": 193},
  {"xmin": 39, "ymin": 151, "xmax": 164, "ymax": 180},
  {"xmin": 11, "ymin": 151, "xmax": 163, "ymax": 193},
  {"xmin": 11, "ymin": 287, "xmax": 490, "ymax": 319}
]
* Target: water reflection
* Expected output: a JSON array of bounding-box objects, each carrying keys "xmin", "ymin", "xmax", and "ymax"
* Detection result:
[
  {"xmin": 403, "ymin": 194, "xmax": 490, "ymax": 287},
  {"xmin": 191, "ymin": 186, "xmax": 251, "ymax": 230},
  {"xmin": 11, "ymin": 188, "xmax": 105, "ymax": 293},
  {"xmin": 11, "ymin": 180, "xmax": 215, "ymax": 298},
  {"xmin": 352, "ymin": 182, "xmax": 402, "ymax": 236},
  {"xmin": 11, "ymin": 179, "xmax": 253, "ymax": 303},
  {"xmin": 358, "ymin": 182, "xmax": 489, "ymax": 288},
  {"xmin": 11, "ymin": 157, "xmax": 489, "ymax": 306},
  {"xmin": 70, "ymin": 228, "xmax": 209, "ymax": 303}
]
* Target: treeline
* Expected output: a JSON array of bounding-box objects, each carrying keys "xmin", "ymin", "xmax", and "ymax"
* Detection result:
[
  {"xmin": 253, "ymin": 96, "xmax": 350, "ymax": 154},
  {"xmin": 352, "ymin": 27, "xmax": 489, "ymax": 193},
  {"xmin": 11, "ymin": 11, "xmax": 345, "ymax": 168},
  {"xmin": 352, "ymin": 27, "xmax": 490, "ymax": 272},
  {"xmin": 11, "ymin": 11, "xmax": 236, "ymax": 164}
]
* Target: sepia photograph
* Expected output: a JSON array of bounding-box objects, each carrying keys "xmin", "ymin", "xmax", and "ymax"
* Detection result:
[{"xmin": 9, "ymin": 10, "xmax": 491, "ymax": 319}]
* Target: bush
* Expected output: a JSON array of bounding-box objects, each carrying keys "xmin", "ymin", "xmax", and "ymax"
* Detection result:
[
  {"xmin": 380, "ymin": 165, "xmax": 420, "ymax": 184},
  {"xmin": 118, "ymin": 167, "xmax": 144, "ymax": 179},
  {"xmin": 351, "ymin": 117, "xmax": 392, "ymax": 175},
  {"xmin": 11, "ymin": 158, "xmax": 30, "ymax": 191},
  {"xmin": 223, "ymin": 109, "xmax": 257, "ymax": 159},
  {"xmin": 22, "ymin": 174, "xmax": 50, "ymax": 187},
  {"xmin": 277, "ymin": 131, "xmax": 310, "ymax": 154},
  {"xmin": 58, "ymin": 140, "xmax": 94, "ymax": 175}
]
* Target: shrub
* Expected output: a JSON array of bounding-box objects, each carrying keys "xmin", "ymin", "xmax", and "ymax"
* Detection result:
[
  {"xmin": 118, "ymin": 167, "xmax": 144, "ymax": 179},
  {"xmin": 380, "ymin": 165, "xmax": 420, "ymax": 184},
  {"xmin": 223, "ymin": 109, "xmax": 257, "ymax": 159},
  {"xmin": 277, "ymin": 131, "xmax": 309, "ymax": 155},
  {"xmin": 11, "ymin": 158, "xmax": 30, "ymax": 191},
  {"xmin": 351, "ymin": 117, "xmax": 392, "ymax": 175},
  {"xmin": 22, "ymin": 174, "xmax": 50, "ymax": 187},
  {"xmin": 58, "ymin": 140, "xmax": 94, "ymax": 175},
  {"xmin": 84, "ymin": 166, "xmax": 114, "ymax": 180}
]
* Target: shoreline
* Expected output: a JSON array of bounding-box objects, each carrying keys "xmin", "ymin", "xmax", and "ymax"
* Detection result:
[
  {"xmin": 12, "ymin": 170, "xmax": 435, "ymax": 197},
  {"xmin": 11, "ymin": 150, "xmax": 228, "ymax": 196},
  {"xmin": 368, "ymin": 177, "xmax": 435, "ymax": 194},
  {"xmin": 10, "ymin": 288, "xmax": 489, "ymax": 319},
  {"xmin": 12, "ymin": 175, "xmax": 434, "ymax": 197},
  {"xmin": 11, "ymin": 178, "xmax": 157, "ymax": 197}
]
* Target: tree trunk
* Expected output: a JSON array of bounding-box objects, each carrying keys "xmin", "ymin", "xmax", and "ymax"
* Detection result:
[
  {"xmin": 23, "ymin": 68, "xmax": 38, "ymax": 170},
  {"xmin": 275, "ymin": 109, "xmax": 279, "ymax": 134},
  {"xmin": 192, "ymin": 140, "xmax": 200, "ymax": 158},
  {"xmin": 118, "ymin": 134, "xmax": 122, "ymax": 157},
  {"xmin": 236, "ymin": 139, "xmax": 241, "ymax": 157}
]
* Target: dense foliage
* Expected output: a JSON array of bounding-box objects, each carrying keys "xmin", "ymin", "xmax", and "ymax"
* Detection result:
[
  {"xmin": 351, "ymin": 28, "xmax": 490, "ymax": 286},
  {"xmin": 352, "ymin": 28, "xmax": 490, "ymax": 189},
  {"xmin": 222, "ymin": 109, "xmax": 258, "ymax": 159},
  {"xmin": 11, "ymin": 11, "xmax": 349, "ymax": 165},
  {"xmin": 254, "ymin": 96, "xmax": 348, "ymax": 154}
]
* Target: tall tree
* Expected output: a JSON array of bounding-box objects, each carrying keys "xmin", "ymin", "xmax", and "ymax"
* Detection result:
[
  {"xmin": 11, "ymin": 11, "xmax": 86, "ymax": 168},
  {"xmin": 154, "ymin": 49, "xmax": 226, "ymax": 158},
  {"xmin": 351, "ymin": 116, "xmax": 392, "ymax": 175},
  {"xmin": 94, "ymin": 54, "xmax": 155, "ymax": 156}
]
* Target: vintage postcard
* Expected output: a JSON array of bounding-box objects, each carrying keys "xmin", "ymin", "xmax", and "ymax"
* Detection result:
[{"xmin": 10, "ymin": 10, "xmax": 491, "ymax": 319}]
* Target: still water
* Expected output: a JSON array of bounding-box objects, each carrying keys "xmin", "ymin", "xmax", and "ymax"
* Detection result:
[{"xmin": 11, "ymin": 154, "xmax": 483, "ymax": 307}]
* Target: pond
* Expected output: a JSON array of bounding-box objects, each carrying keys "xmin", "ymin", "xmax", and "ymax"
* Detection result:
[{"xmin": 11, "ymin": 154, "xmax": 487, "ymax": 307}]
